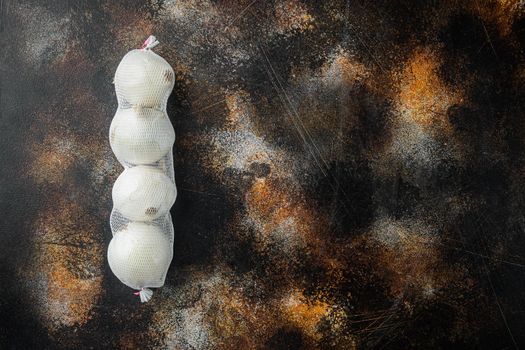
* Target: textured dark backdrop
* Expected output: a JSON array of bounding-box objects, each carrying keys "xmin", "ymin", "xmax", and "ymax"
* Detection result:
[{"xmin": 2, "ymin": 0, "xmax": 525, "ymax": 349}]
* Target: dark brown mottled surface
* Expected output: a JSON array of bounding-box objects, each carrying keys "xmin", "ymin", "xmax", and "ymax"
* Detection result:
[{"xmin": 2, "ymin": 0, "xmax": 525, "ymax": 349}]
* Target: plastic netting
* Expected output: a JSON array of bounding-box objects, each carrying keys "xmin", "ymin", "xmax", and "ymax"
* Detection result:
[{"xmin": 108, "ymin": 36, "xmax": 176, "ymax": 303}]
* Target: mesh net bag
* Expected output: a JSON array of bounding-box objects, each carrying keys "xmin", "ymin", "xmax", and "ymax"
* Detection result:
[{"xmin": 108, "ymin": 36, "xmax": 176, "ymax": 303}]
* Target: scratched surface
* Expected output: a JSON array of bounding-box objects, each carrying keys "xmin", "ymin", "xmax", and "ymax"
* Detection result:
[{"xmin": 2, "ymin": 0, "xmax": 525, "ymax": 349}]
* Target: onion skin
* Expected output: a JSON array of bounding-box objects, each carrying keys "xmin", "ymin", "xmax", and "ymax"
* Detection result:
[
  {"xmin": 107, "ymin": 222, "xmax": 172, "ymax": 290},
  {"xmin": 112, "ymin": 166, "xmax": 177, "ymax": 221},
  {"xmin": 114, "ymin": 49, "xmax": 175, "ymax": 108},
  {"xmin": 109, "ymin": 107, "xmax": 175, "ymax": 165}
]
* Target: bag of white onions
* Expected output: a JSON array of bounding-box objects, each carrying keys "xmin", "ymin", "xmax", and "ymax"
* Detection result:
[{"xmin": 108, "ymin": 36, "xmax": 176, "ymax": 303}]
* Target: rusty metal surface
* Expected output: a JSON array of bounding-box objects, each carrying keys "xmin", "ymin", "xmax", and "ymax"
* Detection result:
[{"xmin": 2, "ymin": 0, "xmax": 525, "ymax": 348}]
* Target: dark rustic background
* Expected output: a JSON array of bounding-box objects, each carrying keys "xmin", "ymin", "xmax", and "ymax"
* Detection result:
[{"xmin": 2, "ymin": 0, "xmax": 525, "ymax": 349}]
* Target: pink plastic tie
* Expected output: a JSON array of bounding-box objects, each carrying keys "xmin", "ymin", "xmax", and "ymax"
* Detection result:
[
  {"xmin": 140, "ymin": 35, "xmax": 159, "ymax": 50},
  {"xmin": 133, "ymin": 288, "xmax": 153, "ymax": 302}
]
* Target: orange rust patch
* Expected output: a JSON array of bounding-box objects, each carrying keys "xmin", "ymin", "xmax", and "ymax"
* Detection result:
[
  {"xmin": 474, "ymin": 0, "xmax": 522, "ymax": 38},
  {"xmin": 224, "ymin": 90, "xmax": 253, "ymax": 128},
  {"xmin": 245, "ymin": 177, "xmax": 344, "ymax": 274},
  {"xmin": 47, "ymin": 264, "xmax": 103, "ymax": 327},
  {"xmin": 396, "ymin": 48, "xmax": 462, "ymax": 131},
  {"xmin": 29, "ymin": 198, "xmax": 104, "ymax": 329},
  {"xmin": 321, "ymin": 51, "xmax": 370, "ymax": 86},
  {"xmin": 28, "ymin": 146, "xmax": 75, "ymax": 185},
  {"xmin": 245, "ymin": 178, "xmax": 308, "ymax": 240},
  {"xmin": 209, "ymin": 289, "xmax": 258, "ymax": 343},
  {"xmin": 156, "ymin": 271, "xmax": 279, "ymax": 350},
  {"xmin": 275, "ymin": 0, "xmax": 315, "ymax": 33},
  {"xmin": 281, "ymin": 290, "xmax": 330, "ymax": 340},
  {"xmin": 246, "ymin": 178, "xmax": 287, "ymax": 220},
  {"xmin": 371, "ymin": 222, "xmax": 463, "ymax": 299}
]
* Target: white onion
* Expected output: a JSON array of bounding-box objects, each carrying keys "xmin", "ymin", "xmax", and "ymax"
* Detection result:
[
  {"xmin": 114, "ymin": 49, "xmax": 175, "ymax": 108},
  {"xmin": 109, "ymin": 107, "xmax": 175, "ymax": 165},
  {"xmin": 107, "ymin": 222, "xmax": 172, "ymax": 290},
  {"xmin": 112, "ymin": 166, "xmax": 176, "ymax": 221}
]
